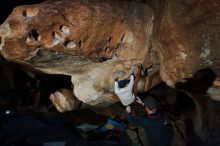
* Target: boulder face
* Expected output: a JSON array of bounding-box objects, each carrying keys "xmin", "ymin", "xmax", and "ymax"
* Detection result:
[
  {"xmin": 0, "ymin": 0, "xmax": 153, "ymax": 61},
  {"xmin": 0, "ymin": 0, "xmax": 220, "ymax": 107},
  {"xmin": 0, "ymin": 0, "xmax": 156, "ymax": 106},
  {"xmin": 153, "ymin": 0, "xmax": 220, "ymax": 87},
  {"xmin": 50, "ymin": 88, "xmax": 81, "ymax": 113}
]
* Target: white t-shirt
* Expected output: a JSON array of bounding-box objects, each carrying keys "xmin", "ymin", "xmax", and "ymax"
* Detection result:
[{"xmin": 115, "ymin": 75, "xmax": 135, "ymax": 106}]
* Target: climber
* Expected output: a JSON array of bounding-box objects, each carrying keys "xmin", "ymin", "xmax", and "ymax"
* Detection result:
[
  {"xmin": 126, "ymin": 96, "xmax": 173, "ymax": 146},
  {"xmin": 114, "ymin": 64, "xmax": 144, "ymax": 107}
]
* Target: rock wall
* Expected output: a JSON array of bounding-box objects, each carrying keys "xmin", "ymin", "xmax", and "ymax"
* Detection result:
[
  {"xmin": 0, "ymin": 0, "xmax": 220, "ymax": 107},
  {"xmin": 153, "ymin": 0, "xmax": 220, "ymax": 87},
  {"xmin": 0, "ymin": 0, "xmax": 156, "ymax": 106}
]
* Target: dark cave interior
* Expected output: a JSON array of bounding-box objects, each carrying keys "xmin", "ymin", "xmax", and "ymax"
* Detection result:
[
  {"xmin": 0, "ymin": 57, "xmax": 207, "ymax": 146},
  {"xmin": 0, "ymin": 56, "xmax": 218, "ymax": 146},
  {"xmin": 0, "ymin": 60, "xmax": 199, "ymax": 146}
]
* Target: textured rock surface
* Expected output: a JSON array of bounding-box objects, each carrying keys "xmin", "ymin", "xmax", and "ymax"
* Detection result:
[
  {"xmin": 50, "ymin": 88, "xmax": 81, "ymax": 112},
  {"xmin": 0, "ymin": 0, "xmax": 220, "ymax": 107},
  {"xmin": 153, "ymin": 0, "xmax": 220, "ymax": 87},
  {"xmin": 0, "ymin": 0, "xmax": 155, "ymax": 106}
]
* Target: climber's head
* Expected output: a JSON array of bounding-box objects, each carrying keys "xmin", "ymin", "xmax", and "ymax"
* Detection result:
[
  {"xmin": 118, "ymin": 79, "xmax": 130, "ymax": 88},
  {"xmin": 144, "ymin": 96, "xmax": 158, "ymax": 113}
]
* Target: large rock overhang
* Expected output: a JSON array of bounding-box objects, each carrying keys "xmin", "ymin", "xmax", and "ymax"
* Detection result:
[{"xmin": 0, "ymin": 0, "xmax": 220, "ymax": 106}]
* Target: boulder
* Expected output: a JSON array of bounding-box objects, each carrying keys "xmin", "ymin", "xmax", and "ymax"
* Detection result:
[
  {"xmin": 0, "ymin": 0, "xmax": 155, "ymax": 106},
  {"xmin": 50, "ymin": 88, "xmax": 81, "ymax": 113},
  {"xmin": 0, "ymin": 0, "xmax": 220, "ymax": 107}
]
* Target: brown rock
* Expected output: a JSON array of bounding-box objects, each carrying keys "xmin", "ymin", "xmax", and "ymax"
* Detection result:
[
  {"xmin": 153, "ymin": 0, "xmax": 220, "ymax": 87},
  {"xmin": 50, "ymin": 88, "xmax": 81, "ymax": 113},
  {"xmin": 0, "ymin": 0, "xmax": 155, "ymax": 106},
  {"xmin": 0, "ymin": 0, "xmax": 153, "ymax": 62},
  {"xmin": 1, "ymin": 0, "xmax": 220, "ymax": 107}
]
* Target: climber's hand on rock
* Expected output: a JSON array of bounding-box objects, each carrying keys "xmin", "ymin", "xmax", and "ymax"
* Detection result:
[
  {"xmin": 136, "ymin": 97, "xmax": 144, "ymax": 106},
  {"xmin": 113, "ymin": 73, "xmax": 119, "ymax": 81},
  {"xmin": 130, "ymin": 67, "xmax": 134, "ymax": 75},
  {"xmin": 126, "ymin": 106, "xmax": 131, "ymax": 113},
  {"xmin": 138, "ymin": 63, "xmax": 143, "ymax": 71}
]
